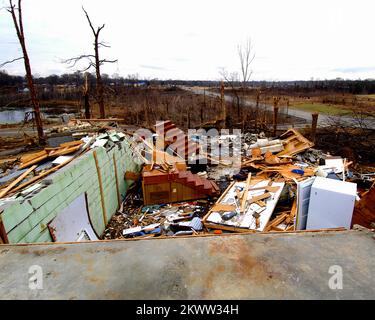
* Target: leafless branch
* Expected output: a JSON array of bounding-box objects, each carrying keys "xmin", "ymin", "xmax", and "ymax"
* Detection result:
[
  {"xmin": 82, "ymin": 6, "xmax": 105, "ymax": 37},
  {"xmin": 0, "ymin": 56, "xmax": 23, "ymax": 68},
  {"xmin": 219, "ymin": 67, "xmax": 239, "ymax": 90},
  {"xmin": 99, "ymin": 58, "xmax": 118, "ymax": 65},
  {"xmin": 98, "ymin": 41, "xmax": 111, "ymax": 48}
]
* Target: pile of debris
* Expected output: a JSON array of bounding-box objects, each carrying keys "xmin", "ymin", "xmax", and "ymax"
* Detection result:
[
  {"xmin": 203, "ymin": 128, "xmax": 373, "ymax": 234},
  {"xmin": 105, "ymin": 127, "xmax": 374, "ymax": 239},
  {"xmin": 103, "ymin": 189, "xmax": 215, "ymax": 240}
]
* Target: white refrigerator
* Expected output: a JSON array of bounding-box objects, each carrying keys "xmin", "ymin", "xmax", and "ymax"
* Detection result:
[{"xmin": 306, "ymin": 177, "xmax": 357, "ymax": 230}]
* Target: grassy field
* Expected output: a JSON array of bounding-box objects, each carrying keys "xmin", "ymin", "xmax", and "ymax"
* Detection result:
[
  {"xmin": 289, "ymin": 102, "xmax": 352, "ymax": 116},
  {"xmin": 357, "ymin": 94, "xmax": 375, "ymax": 100}
]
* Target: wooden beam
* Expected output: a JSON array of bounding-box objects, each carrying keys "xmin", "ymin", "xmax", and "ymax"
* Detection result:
[
  {"xmin": 19, "ymin": 154, "xmax": 48, "ymax": 169},
  {"xmin": 0, "ymin": 215, "xmax": 8, "ymax": 244},
  {"xmin": 240, "ymin": 173, "xmax": 252, "ymax": 213},
  {"xmin": 59, "ymin": 140, "xmax": 84, "ymax": 148},
  {"xmin": 113, "ymin": 154, "xmax": 121, "ymax": 209},
  {"xmin": 249, "ymin": 185, "xmax": 280, "ymax": 193},
  {"xmin": 248, "ymin": 192, "xmax": 272, "ymax": 205},
  {"xmin": 0, "ymin": 165, "xmax": 37, "ymax": 198},
  {"xmin": 93, "ymin": 151, "xmax": 107, "ymax": 228},
  {"xmin": 48, "ymin": 145, "xmax": 81, "ymax": 157}
]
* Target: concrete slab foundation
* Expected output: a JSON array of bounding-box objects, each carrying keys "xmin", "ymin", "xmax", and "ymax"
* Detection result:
[{"xmin": 0, "ymin": 230, "xmax": 374, "ymax": 299}]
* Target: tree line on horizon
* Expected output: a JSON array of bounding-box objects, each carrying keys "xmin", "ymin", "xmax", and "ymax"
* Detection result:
[{"xmin": 1, "ymin": 70, "xmax": 375, "ymax": 95}]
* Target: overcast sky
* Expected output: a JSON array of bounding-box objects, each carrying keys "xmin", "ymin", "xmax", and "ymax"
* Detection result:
[{"xmin": 0, "ymin": 0, "xmax": 374, "ymax": 81}]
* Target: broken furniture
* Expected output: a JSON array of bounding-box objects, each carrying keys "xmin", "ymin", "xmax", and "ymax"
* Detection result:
[{"xmin": 277, "ymin": 128, "xmax": 315, "ymax": 157}]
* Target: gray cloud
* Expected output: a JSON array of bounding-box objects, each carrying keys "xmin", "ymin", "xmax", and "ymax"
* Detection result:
[
  {"xmin": 333, "ymin": 66, "xmax": 375, "ymax": 73},
  {"xmin": 140, "ymin": 64, "xmax": 167, "ymax": 71}
]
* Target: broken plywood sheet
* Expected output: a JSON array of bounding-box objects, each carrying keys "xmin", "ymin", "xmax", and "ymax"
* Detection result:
[{"xmin": 203, "ymin": 180, "xmax": 285, "ymax": 232}]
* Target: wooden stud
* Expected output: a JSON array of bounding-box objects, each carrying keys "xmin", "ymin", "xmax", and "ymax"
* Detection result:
[
  {"xmin": 0, "ymin": 215, "xmax": 8, "ymax": 244},
  {"xmin": 113, "ymin": 154, "xmax": 121, "ymax": 209},
  {"xmin": 93, "ymin": 151, "xmax": 107, "ymax": 227}
]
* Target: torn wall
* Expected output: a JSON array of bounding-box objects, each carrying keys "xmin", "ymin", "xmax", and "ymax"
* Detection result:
[{"xmin": 0, "ymin": 138, "xmax": 141, "ymax": 244}]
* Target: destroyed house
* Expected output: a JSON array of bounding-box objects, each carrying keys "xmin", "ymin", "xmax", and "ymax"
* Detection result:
[{"xmin": 0, "ymin": 121, "xmax": 374, "ymax": 299}]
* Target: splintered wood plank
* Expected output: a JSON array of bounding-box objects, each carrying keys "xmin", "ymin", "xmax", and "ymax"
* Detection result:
[
  {"xmin": 59, "ymin": 140, "xmax": 84, "ymax": 148},
  {"xmin": 48, "ymin": 145, "xmax": 81, "ymax": 157},
  {"xmin": 249, "ymin": 185, "xmax": 280, "ymax": 193},
  {"xmin": 211, "ymin": 204, "xmax": 236, "ymax": 212},
  {"xmin": 265, "ymin": 213, "xmax": 289, "ymax": 232},
  {"xmin": 248, "ymin": 192, "xmax": 272, "ymax": 205},
  {"xmin": 0, "ymin": 165, "xmax": 37, "ymax": 199},
  {"xmin": 19, "ymin": 154, "xmax": 49, "ymax": 170},
  {"xmin": 20, "ymin": 150, "xmax": 48, "ymax": 164},
  {"xmin": 240, "ymin": 174, "xmax": 252, "ymax": 213},
  {"xmin": 286, "ymin": 225, "xmax": 295, "ymax": 232}
]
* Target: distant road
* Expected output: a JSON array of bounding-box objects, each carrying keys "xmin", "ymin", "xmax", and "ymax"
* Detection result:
[{"xmin": 183, "ymin": 86, "xmax": 375, "ymax": 130}]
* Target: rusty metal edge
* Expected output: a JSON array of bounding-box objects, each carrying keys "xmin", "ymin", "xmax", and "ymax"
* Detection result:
[{"xmin": 0, "ymin": 227, "xmax": 352, "ymax": 248}]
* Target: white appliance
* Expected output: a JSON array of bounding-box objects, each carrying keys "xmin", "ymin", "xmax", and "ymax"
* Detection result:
[{"xmin": 306, "ymin": 177, "xmax": 357, "ymax": 230}]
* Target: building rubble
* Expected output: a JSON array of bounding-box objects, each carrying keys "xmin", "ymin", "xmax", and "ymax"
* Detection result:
[{"xmin": 0, "ymin": 121, "xmax": 374, "ymax": 244}]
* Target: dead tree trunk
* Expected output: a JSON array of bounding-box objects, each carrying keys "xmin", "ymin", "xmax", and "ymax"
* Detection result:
[
  {"xmin": 83, "ymin": 8, "xmax": 106, "ymax": 119},
  {"xmin": 83, "ymin": 74, "xmax": 91, "ymax": 119},
  {"xmin": 311, "ymin": 113, "xmax": 319, "ymax": 143},
  {"xmin": 220, "ymin": 81, "xmax": 227, "ymax": 128},
  {"xmin": 201, "ymin": 91, "xmax": 205, "ymax": 124},
  {"xmin": 7, "ymin": 0, "xmax": 45, "ymax": 145}
]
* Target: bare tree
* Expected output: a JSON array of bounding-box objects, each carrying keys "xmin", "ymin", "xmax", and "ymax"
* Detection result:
[
  {"xmin": 238, "ymin": 38, "xmax": 256, "ymax": 125},
  {"xmin": 63, "ymin": 7, "xmax": 117, "ymax": 119},
  {"xmin": 2, "ymin": 0, "xmax": 45, "ymax": 144},
  {"xmin": 238, "ymin": 38, "xmax": 255, "ymax": 89}
]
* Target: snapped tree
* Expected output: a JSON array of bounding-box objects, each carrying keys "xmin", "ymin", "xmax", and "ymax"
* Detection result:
[{"xmin": 63, "ymin": 7, "xmax": 117, "ymax": 119}]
